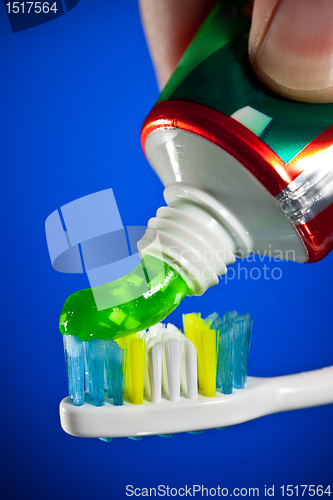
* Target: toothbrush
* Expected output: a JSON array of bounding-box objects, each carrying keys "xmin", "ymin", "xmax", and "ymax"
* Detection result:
[
  {"xmin": 60, "ymin": 365, "xmax": 333, "ymax": 439},
  {"xmin": 59, "ymin": 312, "xmax": 333, "ymax": 440}
]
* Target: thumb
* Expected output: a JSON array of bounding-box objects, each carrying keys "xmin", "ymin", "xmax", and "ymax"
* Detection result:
[{"xmin": 249, "ymin": 0, "xmax": 333, "ymax": 103}]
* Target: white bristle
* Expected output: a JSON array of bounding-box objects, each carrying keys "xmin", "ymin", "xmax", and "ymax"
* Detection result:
[
  {"xmin": 138, "ymin": 322, "xmax": 196, "ymax": 404},
  {"xmin": 149, "ymin": 323, "xmax": 165, "ymax": 336},
  {"xmin": 162, "ymin": 338, "xmax": 169, "ymax": 398},
  {"xmin": 185, "ymin": 339, "xmax": 198, "ymax": 399},
  {"xmin": 166, "ymin": 323, "xmax": 183, "ymax": 338},
  {"xmin": 148, "ymin": 342, "xmax": 163, "ymax": 403},
  {"xmin": 181, "ymin": 342, "xmax": 187, "ymax": 394},
  {"xmin": 162, "ymin": 331, "xmax": 172, "ymax": 341},
  {"xmin": 143, "ymin": 349, "xmax": 151, "ymax": 400},
  {"xmin": 165, "ymin": 338, "xmax": 184, "ymax": 402}
]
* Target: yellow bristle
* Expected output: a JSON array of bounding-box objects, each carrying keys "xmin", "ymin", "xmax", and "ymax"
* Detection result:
[
  {"xmin": 115, "ymin": 337, "xmax": 125, "ymax": 349},
  {"xmin": 130, "ymin": 337, "xmax": 145, "ymax": 405},
  {"xmin": 118, "ymin": 333, "xmax": 137, "ymax": 398},
  {"xmin": 124, "ymin": 336, "xmax": 134, "ymax": 399},
  {"xmin": 195, "ymin": 320, "xmax": 208, "ymax": 390},
  {"xmin": 183, "ymin": 313, "xmax": 201, "ymax": 346},
  {"xmin": 197, "ymin": 329, "xmax": 217, "ymax": 397},
  {"xmin": 183, "ymin": 314, "xmax": 207, "ymax": 390}
]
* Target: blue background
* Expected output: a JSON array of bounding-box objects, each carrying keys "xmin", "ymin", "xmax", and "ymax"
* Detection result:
[{"xmin": 0, "ymin": 1, "xmax": 332, "ymax": 498}]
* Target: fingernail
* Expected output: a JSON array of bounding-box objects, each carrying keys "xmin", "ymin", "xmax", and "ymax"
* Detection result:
[{"xmin": 256, "ymin": 0, "xmax": 333, "ymax": 91}]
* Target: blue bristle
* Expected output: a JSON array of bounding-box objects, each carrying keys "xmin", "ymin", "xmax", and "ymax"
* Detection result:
[
  {"xmin": 233, "ymin": 319, "xmax": 243, "ymax": 389},
  {"xmin": 223, "ymin": 310, "xmax": 238, "ymax": 326},
  {"xmin": 233, "ymin": 314, "xmax": 252, "ymax": 389},
  {"xmin": 211, "ymin": 316, "xmax": 223, "ymax": 350},
  {"xmin": 245, "ymin": 317, "xmax": 253, "ymax": 382},
  {"xmin": 240, "ymin": 314, "xmax": 252, "ymax": 387},
  {"xmin": 211, "ymin": 316, "xmax": 224, "ymax": 330},
  {"xmin": 216, "ymin": 322, "xmax": 234, "ymax": 394},
  {"xmin": 213, "ymin": 311, "xmax": 252, "ymax": 393},
  {"xmin": 63, "ymin": 335, "xmax": 84, "ymax": 406},
  {"xmin": 83, "ymin": 342, "xmax": 91, "ymax": 397},
  {"xmin": 105, "ymin": 340, "xmax": 115, "ymax": 399},
  {"xmin": 105, "ymin": 340, "xmax": 125, "ymax": 406},
  {"xmin": 104, "ymin": 364, "xmax": 108, "ymax": 391},
  {"xmin": 99, "ymin": 438, "xmax": 113, "ymax": 442},
  {"xmin": 86, "ymin": 339, "xmax": 105, "ymax": 406},
  {"xmin": 204, "ymin": 312, "xmax": 219, "ymax": 325}
]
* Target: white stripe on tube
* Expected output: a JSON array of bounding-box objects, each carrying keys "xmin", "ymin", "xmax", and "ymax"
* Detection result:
[{"xmin": 185, "ymin": 339, "xmax": 198, "ymax": 399}]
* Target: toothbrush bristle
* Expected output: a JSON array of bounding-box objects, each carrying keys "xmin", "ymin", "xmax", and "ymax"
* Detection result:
[
  {"xmin": 198, "ymin": 327, "xmax": 217, "ymax": 397},
  {"xmin": 63, "ymin": 334, "xmax": 84, "ymax": 406},
  {"xmin": 216, "ymin": 322, "xmax": 234, "ymax": 394},
  {"xmin": 212, "ymin": 312, "xmax": 252, "ymax": 393},
  {"xmin": 105, "ymin": 340, "xmax": 125, "ymax": 406},
  {"xmin": 165, "ymin": 338, "xmax": 183, "ymax": 401},
  {"xmin": 62, "ymin": 311, "xmax": 252, "ymax": 409},
  {"xmin": 147, "ymin": 342, "xmax": 163, "ymax": 403},
  {"xmin": 204, "ymin": 311, "xmax": 219, "ymax": 326},
  {"xmin": 130, "ymin": 337, "xmax": 145, "ymax": 405},
  {"xmin": 183, "ymin": 315, "xmax": 217, "ymax": 397},
  {"xmin": 184, "ymin": 339, "xmax": 198, "ymax": 399},
  {"xmin": 86, "ymin": 339, "xmax": 105, "ymax": 407}
]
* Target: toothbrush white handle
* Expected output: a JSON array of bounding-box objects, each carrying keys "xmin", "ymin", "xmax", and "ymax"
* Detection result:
[
  {"xmin": 60, "ymin": 366, "xmax": 333, "ymax": 438},
  {"xmin": 257, "ymin": 366, "xmax": 333, "ymax": 415},
  {"xmin": 244, "ymin": 366, "xmax": 333, "ymax": 420}
]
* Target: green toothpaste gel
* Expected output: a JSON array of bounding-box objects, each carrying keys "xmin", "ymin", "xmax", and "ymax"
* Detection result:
[{"xmin": 59, "ymin": 255, "xmax": 189, "ymax": 341}]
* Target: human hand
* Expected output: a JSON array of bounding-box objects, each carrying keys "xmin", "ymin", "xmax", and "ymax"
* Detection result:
[{"xmin": 139, "ymin": 0, "xmax": 333, "ymax": 103}]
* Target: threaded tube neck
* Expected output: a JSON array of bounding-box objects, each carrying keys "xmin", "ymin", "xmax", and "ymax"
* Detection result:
[{"xmin": 138, "ymin": 183, "xmax": 253, "ymax": 295}]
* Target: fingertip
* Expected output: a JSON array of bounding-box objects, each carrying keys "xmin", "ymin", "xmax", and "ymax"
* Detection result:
[
  {"xmin": 139, "ymin": 0, "xmax": 218, "ymax": 89},
  {"xmin": 249, "ymin": 0, "xmax": 333, "ymax": 104}
]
